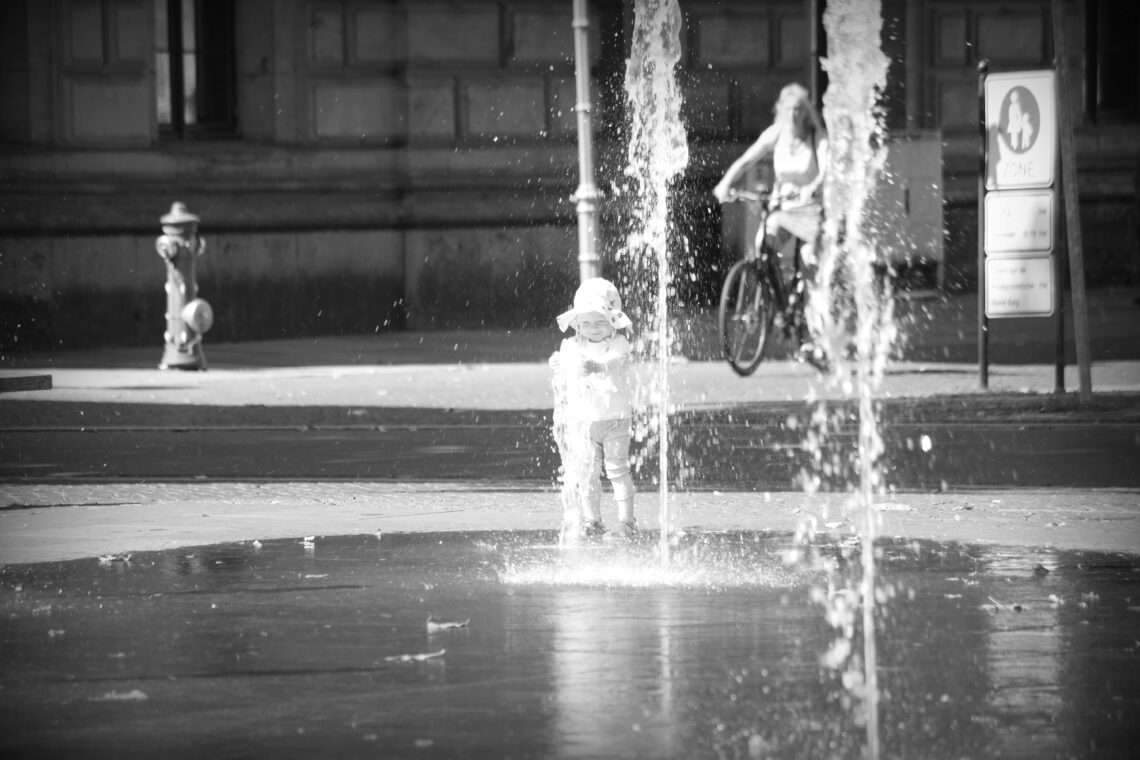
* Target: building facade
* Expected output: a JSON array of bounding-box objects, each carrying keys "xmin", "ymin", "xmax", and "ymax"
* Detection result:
[{"xmin": 1, "ymin": 0, "xmax": 1136, "ymax": 350}]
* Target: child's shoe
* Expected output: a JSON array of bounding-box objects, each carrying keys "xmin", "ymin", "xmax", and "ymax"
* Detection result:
[
  {"xmin": 617, "ymin": 519, "xmax": 638, "ymax": 540},
  {"xmin": 583, "ymin": 520, "xmax": 606, "ymax": 540}
]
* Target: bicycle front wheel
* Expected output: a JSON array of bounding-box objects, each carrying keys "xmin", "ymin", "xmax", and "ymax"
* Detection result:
[{"xmin": 718, "ymin": 260, "xmax": 775, "ymax": 376}]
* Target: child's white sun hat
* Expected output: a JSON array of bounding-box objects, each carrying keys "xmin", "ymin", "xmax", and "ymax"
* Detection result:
[{"xmin": 557, "ymin": 277, "xmax": 632, "ymax": 332}]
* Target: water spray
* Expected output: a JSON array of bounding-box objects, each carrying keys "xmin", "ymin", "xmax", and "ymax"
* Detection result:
[
  {"xmin": 810, "ymin": 1, "xmax": 893, "ymax": 757},
  {"xmin": 621, "ymin": 0, "xmax": 689, "ymax": 567}
]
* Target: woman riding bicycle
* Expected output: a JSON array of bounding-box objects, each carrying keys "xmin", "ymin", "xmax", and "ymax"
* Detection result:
[
  {"xmin": 713, "ymin": 83, "xmax": 828, "ymax": 291},
  {"xmin": 713, "ymin": 83, "xmax": 828, "ymax": 370}
]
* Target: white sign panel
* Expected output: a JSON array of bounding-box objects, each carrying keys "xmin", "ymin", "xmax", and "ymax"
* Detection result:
[
  {"xmin": 985, "ymin": 256, "xmax": 1054, "ymax": 318},
  {"xmin": 985, "ymin": 70, "xmax": 1056, "ymax": 190},
  {"xmin": 984, "ymin": 190, "xmax": 1054, "ymax": 255}
]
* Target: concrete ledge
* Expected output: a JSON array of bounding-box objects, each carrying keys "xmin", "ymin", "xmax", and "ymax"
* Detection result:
[
  {"xmin": 0, "ymin": 374, "xmax": 50, "ymax": 393},
  {"xmin": 1, "ymin": 482, "xmax": 1136, "ymax": 565}
]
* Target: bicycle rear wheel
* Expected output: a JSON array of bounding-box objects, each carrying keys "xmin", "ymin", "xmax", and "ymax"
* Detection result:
[{"xmin": 718, "ymin": 259, "xmax": 776, "ymax": 376}]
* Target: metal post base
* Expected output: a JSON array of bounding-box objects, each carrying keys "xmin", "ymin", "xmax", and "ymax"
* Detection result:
[{"xmin": 159, "ymin": 344, "xmax": 207, "ymax": 371}]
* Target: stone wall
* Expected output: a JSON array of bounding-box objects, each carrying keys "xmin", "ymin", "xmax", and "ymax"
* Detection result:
[
  {"xmin": 1, "ymin": 229, "xmax": 405, "ymax": 351},
  {"xmin": 1, "ymin": 0, "xmax": 1137, "ymax": 353}
]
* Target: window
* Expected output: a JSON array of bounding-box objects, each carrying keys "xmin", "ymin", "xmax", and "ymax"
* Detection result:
[
  {"xmin": 155, "ymin": 0, "xmax": 235, "ymax": 137},
  {"xmin": 1086, "ymin": 0, "xmax": 1140, "ymax": 121},
  {"xmin": 925, "ymin": 3, "xmax": 1050, "ymax": 130},
  {"xmin": 54, "ymin": 0, "xmax": 152, "ymax": 145}
]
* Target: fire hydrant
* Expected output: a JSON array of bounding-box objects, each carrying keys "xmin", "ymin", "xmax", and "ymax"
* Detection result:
[{"xmin": 156, "ymin": 202, "xmax": 213, "ymax": 370}]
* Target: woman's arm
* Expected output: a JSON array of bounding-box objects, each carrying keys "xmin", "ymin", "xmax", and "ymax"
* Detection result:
[
  {"xmin": 798, "ymin": 133, "xmax": 828, "ymax": 201},
  {"xmin": 713, "ymin": 125, "xmax": 779, "ymax": 201}
]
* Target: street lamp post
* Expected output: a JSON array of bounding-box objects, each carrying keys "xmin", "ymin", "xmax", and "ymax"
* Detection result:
[{"xmin": 571, "ymin": 0, "xmax": 601, "ymax": 282}]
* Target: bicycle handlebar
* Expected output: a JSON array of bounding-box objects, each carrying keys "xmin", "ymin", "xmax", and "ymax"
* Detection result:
[{"xmin": 719, "ymin": 189, "xmax": 769, "ymax": 205}]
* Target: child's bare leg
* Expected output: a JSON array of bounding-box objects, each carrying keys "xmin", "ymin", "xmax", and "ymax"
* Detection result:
[
  {"xmin": 616, "ymin": 497, "xmax": 634, "ymax": 523},
  {"xmin": 603, "ymin": 426, "xmax": 635, "ymax": 529},
  {"xmin": 583, "ymin": 441, "xmax": 604, "ymax": 525},
  {"xmin": 609, "ymin": 467, "xmax": 634, "ymax": 523}
]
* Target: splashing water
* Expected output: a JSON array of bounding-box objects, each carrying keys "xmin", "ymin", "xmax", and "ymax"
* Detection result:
[
  {"xmin": 551, "ymin": 358, "xmax": 593, "ymax": 544},
  {"xmin": 502, "ymin": 531, "xmax": 813, "ymax": 589},
  {"xmin": 551, "ymin": 0, "xmax": 688, "ymax": 551},
  {"xmin": 618, "ymin": 0, "xmax": 689, "ymax": 566},
  {"xmin": 558, "ymin": 0, "xmax": 892, "ymax": 749},
  {"xmin": 798, "ymin": 1, "xmax": 894, "ymax": 758}
]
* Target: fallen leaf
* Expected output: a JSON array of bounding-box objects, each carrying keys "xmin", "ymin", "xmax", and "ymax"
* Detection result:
[
  {"xmin": 986, "ymin": 596, "xmax": 1024, "ymax": 613},
  {"xmin": 384, "ymin": 649, "xmax": 446, "ymax": 663},
  {"xmin": 91, "ymin": 689, "xmax": 148, "ymax": 702},
  {"xmin": 873, "ymin": 502, "xmax": 912, "ymax": 512},
  {"xmin": 427, "ymin": 616, "xmax": 470, "ymax": 633}
]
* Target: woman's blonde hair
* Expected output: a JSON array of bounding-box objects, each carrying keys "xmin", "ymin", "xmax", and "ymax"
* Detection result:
[{"xmin": 774, "ymin": 83, "xmax": 826, "ymax": 137}]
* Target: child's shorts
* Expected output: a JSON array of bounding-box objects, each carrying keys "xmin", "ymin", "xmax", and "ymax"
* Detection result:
[{"xmin": 588, "ymin": 418, "xmax": 632, "ymax": 485}]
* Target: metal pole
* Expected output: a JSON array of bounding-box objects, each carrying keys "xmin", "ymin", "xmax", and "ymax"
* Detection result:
[
  {"xmin": 977, "ymin": 59, "xmax": 989, "ymax": 390},
  {"xmin": 572, "ymin": 0, "xmax": 601, "ymax": 282},
  {"xmin": 1051, "ymin": 0, "xmax": 1093, "ymax": 403},
  {"xmin": 1054, "ymin": 122, "xmax": 1065, "ymax": 393}
]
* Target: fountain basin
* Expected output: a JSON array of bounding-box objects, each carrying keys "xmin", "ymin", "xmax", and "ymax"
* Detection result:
[{"xmin": 2, "ymin": 530, "xmax": 1136, "ymax": 759}]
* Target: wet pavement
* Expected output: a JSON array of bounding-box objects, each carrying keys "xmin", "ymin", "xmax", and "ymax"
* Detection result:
[
  {"xmin": 2, "ymin": 530, "xmax": 1137, "ymax": 759},
  {"xmin": 1, "ymin": 290, "xmax": 1138, "ymax": 757}
]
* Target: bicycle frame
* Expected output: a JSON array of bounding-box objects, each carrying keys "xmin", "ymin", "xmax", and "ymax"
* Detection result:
[
  {"xmin": 726, "ymin": 190, "xmax": 805, "ymax": 329},
  {"xmin": 717, "ymin": 187, "xmax": 824, "ymax": 375}
]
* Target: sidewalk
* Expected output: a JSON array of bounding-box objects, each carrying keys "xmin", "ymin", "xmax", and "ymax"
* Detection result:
[{"xmin": 1, "ymin": 289, "xmax": 1138, "ymax": 416}]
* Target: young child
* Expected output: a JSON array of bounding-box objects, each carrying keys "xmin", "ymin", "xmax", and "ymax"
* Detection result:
[{"xmin": 550, "ymin": 277, "xmax": 636, "ymax": 540}]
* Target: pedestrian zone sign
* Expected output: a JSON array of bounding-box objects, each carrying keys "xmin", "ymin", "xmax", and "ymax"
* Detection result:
[
  {"xmin": 985, "ymin": 256, "xmax": 1054, "ymax": 318},
  {"xmin": 985, "ymin": 70, "xmax": 1056, "ymax": 190},
  {"xmin": 984, "ymin": 190, "xmax": 1053, "ymax": 255}
]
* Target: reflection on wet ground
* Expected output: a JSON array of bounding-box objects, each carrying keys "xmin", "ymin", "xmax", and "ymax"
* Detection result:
[{"xmin": 1, "ymin": 531, "xmax": 1137, "ymax": 759}]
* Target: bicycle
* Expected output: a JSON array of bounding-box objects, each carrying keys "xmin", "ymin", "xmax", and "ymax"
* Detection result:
[{"xmin": 717, "ymin": 189, "xmax": 823, "ymax": 376}]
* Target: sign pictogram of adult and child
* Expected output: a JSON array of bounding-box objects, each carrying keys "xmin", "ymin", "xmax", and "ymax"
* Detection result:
[{"xmin": 1000, "ymin": 86, "xmax": 1040, "ymax": 154}]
